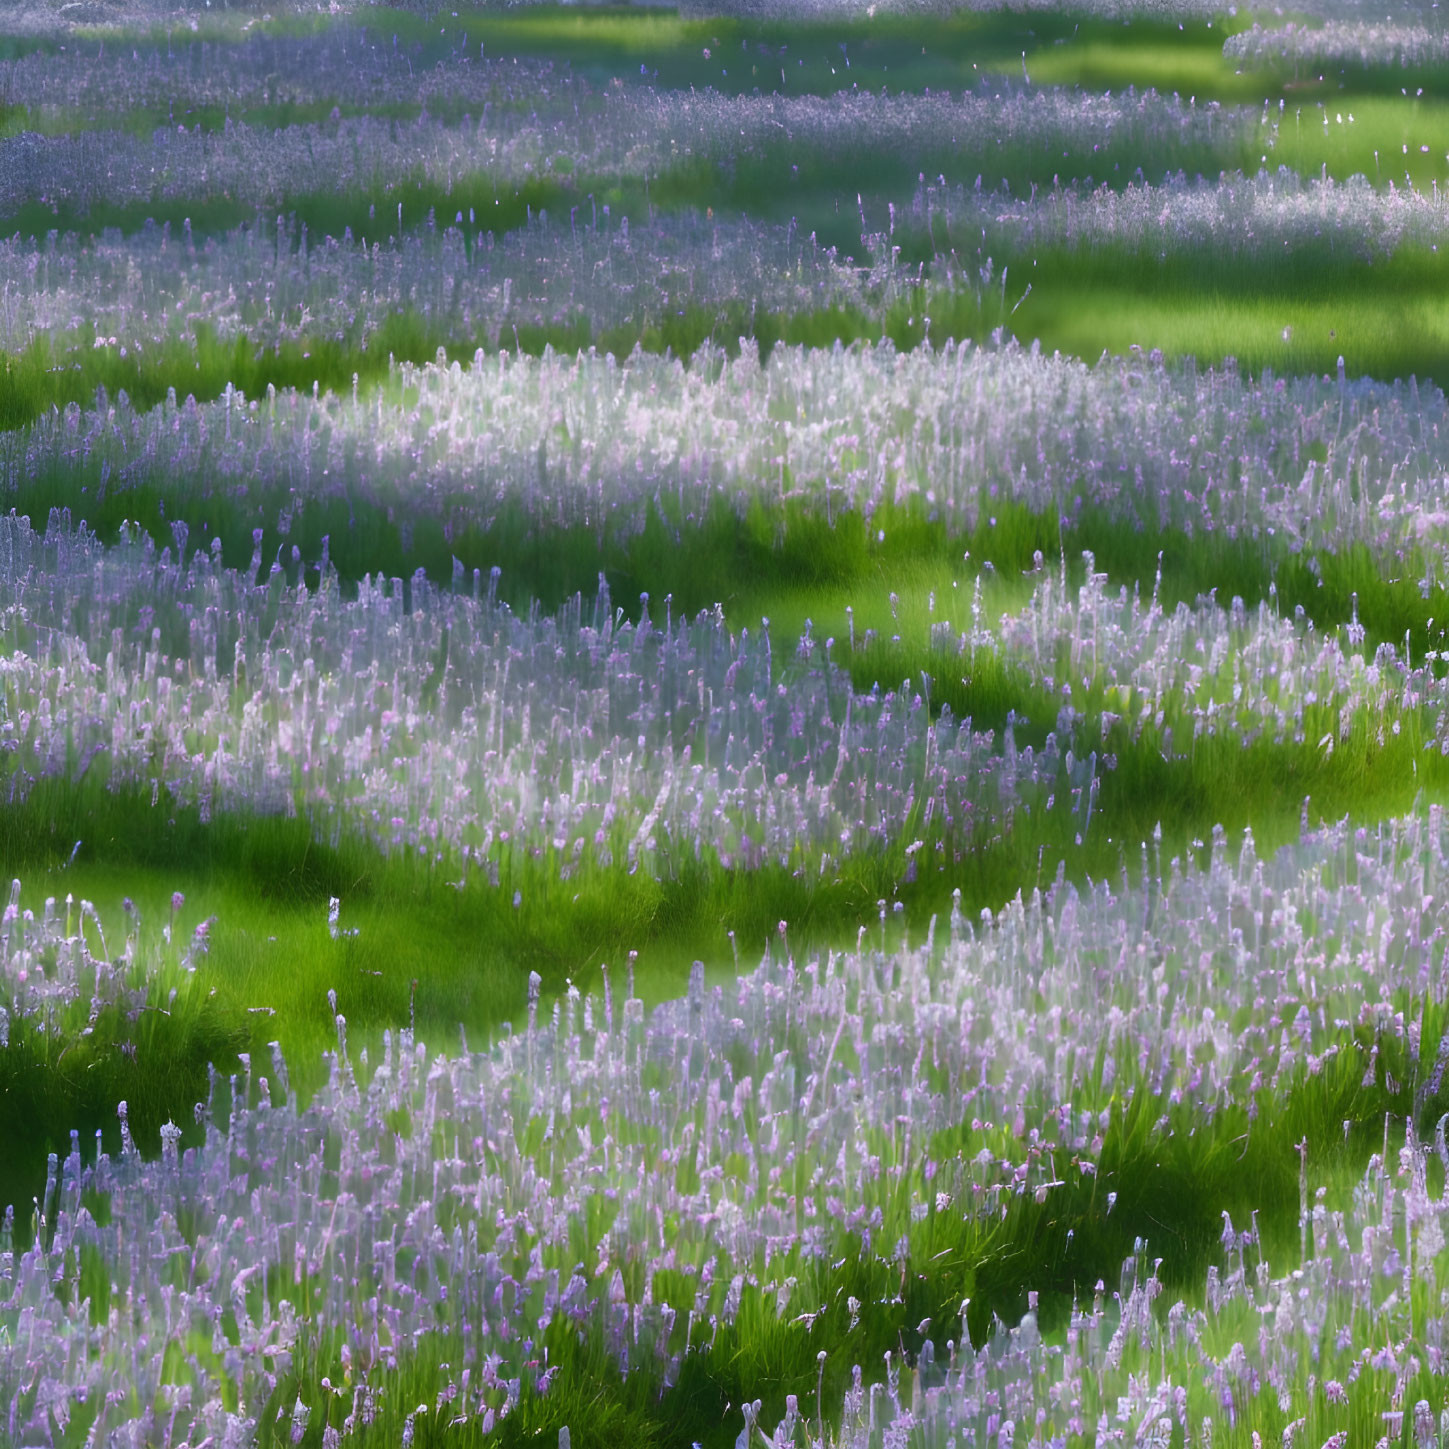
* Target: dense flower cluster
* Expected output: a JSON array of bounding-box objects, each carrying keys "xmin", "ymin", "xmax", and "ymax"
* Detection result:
[
  {"xmin": 1225, "ymin": 18, "xmax": 1449, "ymax": 71},
  {"xmin": 0, "ymin": 511, "xmax": 1067, "ymax": 872},
  {"xmin": 0, "ymin": 112, "xmax": 595, "ymax": 222},
  {"xmin": 915, "ymin": 165, "xmax": 1449, "ymax": 263},
  {"xmin": 9, "ymin": 342, "xmax": 1449, "ymax": 575},
  {"xmin": 0, "ymin": 210, "xmax": 875, "ymax": 361},
  {"xmin": 0, "ymin": 80, "xmax": 1241, "ymax": 223},
  {"xmin": 994, "ymin": 555, "xmax": 1449, "ymax": 753}
]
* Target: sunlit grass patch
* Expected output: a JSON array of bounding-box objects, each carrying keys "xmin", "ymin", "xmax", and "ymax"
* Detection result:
[
  {"xmin": 0, "ymin": 777, "xmax": 939, "ymax": 1096},
  {"xmin": 1017, "ymin": 25, "xmax": 1263, "ymax": 102},
  {"xmin": 1009, "ymin": 275, "xmax": 1449, "ymax": 386},
  {"xmin": 1254, "ymin": 92, "xmax": 1449, "ymax": 190}
]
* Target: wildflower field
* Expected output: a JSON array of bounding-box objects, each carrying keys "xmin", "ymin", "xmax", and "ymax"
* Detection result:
[{"xmin": 11, "ymin": 0, "xmax": 1449, "ymax": 1443}]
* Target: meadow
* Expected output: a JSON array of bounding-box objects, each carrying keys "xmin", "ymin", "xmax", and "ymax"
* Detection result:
[{"xmin": 6, "ymin": 0, "xmax": 1449, "ymax": 1443}]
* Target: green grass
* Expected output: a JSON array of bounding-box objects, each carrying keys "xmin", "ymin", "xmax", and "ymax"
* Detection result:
[
  {"xmin": 359, "ymin": 5, "xmax": 1106, "ymax": 98},
  {"xmin": 1011, "ymin": 278, "xmax": 1449, "ymax": 386},
  {"xmin": 0, "ymin": 101, "xmax": 30, "ymax": 141},
  {"xmin": 0, "ymin": 169, "xmax": 582, "ymax": 254},
  {"xmin": 892, "ymin": 245, "xmax": 1449, "ymax": 388},
  {"xmin": 0, "ymin": 959, "xmax": 245, "ymax": 1253},
  {"xmin": 1257, "ymin": 93, "xmax": 1449, "ymax": 190},
  {"xmin": 0, "ymin": 313, "xmax": 442, "ymax": 433},
  {"xmin": 1019, "ymin": 18, "xmax": 1265, "ymax": 101}
]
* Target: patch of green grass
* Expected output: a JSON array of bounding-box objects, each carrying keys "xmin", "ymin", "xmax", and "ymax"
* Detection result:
[
  {"xmin": 13, "ymin": 96, "xmax": 436, "ymax": 141},
  {"xmin": 361, "ymin": 4, "xmax": 1086, "ymax": 98},
  {"xmin": 1017, "ymin": 18, "xmax": 1265, "ymax": 102},
  {"xmin": 0, "ymin": 966, "xmax": 246, "ymax": 1252},
  {"xmin": 0, "ymin": 771, "xmax": 935, "ymax": 1105},
  {"xmin": 1256, "ymin": 93, "xmax": 1449, "ymax": 190},
  {"xmin": 0, "ymin": 313, "xmax": 428, "ymax": 433},
  {"xmin": 866, "ymin": 237, "xmax": 1449, "ymax": 388},
  {"xmin": 0, "ymin": 168, "xmax": 582, "ymax": 250},
  {"xmin": 1235, "ymin": 48, "xmax": 1449, "ymax": 103},
  {"xmin": 0, "ymin": 101, "xmax": 32, "ymax": 140},
  {"xmin": 1007, "ymin": 277, "xmax": 1449, "ymax": 389}
]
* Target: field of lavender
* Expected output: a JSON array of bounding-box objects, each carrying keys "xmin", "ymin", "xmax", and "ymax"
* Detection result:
[{"xmin": 9, "ymin": 0, "xmax": 1449, "ymax": 1444}]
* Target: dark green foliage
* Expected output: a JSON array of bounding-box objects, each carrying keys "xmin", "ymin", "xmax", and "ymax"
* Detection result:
[{"xmin": 0, "ymin": 975, "xmax": 247, "ymax": 1251}]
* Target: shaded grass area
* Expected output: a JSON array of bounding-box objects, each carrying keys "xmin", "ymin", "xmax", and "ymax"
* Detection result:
[
  {"xmin": 0, "ymin": 101, "xmax": 29, "ymax": 141},
  {"xmin": 924, "ymin": 232, "xmax": 1449, "ymax": 302},
  {"xmin": 0, "ymin": 974, "xmax": 246, "ymax": 1252},
  {"xmin": 1236, "ymin": 51, "xmax": 1449, "ymax": 105},
  {"xmin": 0, "ymin": 169, "xmax": 581, "ymax": 260}
]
